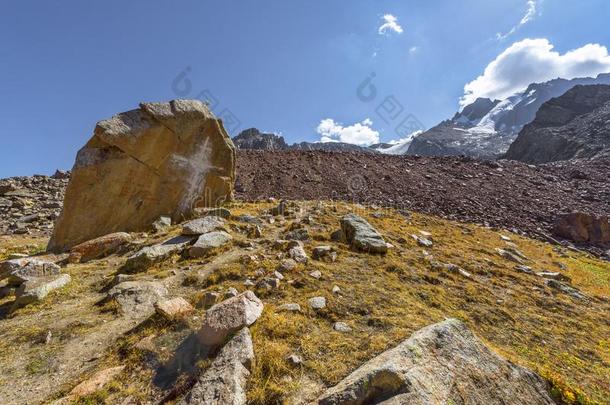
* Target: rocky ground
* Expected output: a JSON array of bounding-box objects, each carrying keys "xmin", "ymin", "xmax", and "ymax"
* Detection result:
[
  {"xmin": 0, "ymin": 172, "xmax": 68, "ymax": 237},
  {"xmin": 2, "ymin": 152, "xmax": 609, "ymax": 256},
  {"xmin": 0, "ymin": 200, "xmax": 608, "ymax": 404},
  {"xmin": 236, "ymin": 151, "xmax": 610, "ymax": 255}
]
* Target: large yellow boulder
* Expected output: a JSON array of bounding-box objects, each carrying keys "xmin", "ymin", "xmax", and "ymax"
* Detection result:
[{"xmin": 48, "ymin": 100, "xmax": 235, "ymax": 252}]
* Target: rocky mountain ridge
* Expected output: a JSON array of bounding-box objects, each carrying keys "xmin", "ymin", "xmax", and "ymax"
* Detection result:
[
  {"xmin": 232, "ymin": 128, "xmax": 379, "ymax": 154},
  {"xmin": 506, "ymin": 84, "xmax": 610, "ymax": 163},
  {"xmin": 407, "ymin": 73, "xmax": 610, "ymax": 159}
]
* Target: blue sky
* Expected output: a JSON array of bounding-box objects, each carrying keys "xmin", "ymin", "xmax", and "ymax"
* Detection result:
[{"xmin": 1, "ymin": 0, "xmax": 610, "ymax": 177}]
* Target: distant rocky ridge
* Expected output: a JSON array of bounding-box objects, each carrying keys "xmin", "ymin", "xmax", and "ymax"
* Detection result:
[
  {"xmin": 408, "ymin": 73, "xmax": 610, "ymax": 159},
  {"xmin": 0, "ymin": 172, "xmax": 67, "ymax": 236},
  {"xmin": 505, "ymin": 84, "xmax": 610, "ymax": 163},
  {"xmin": 232, "ymin": 128, "xmax": 379, "ymax": 154}
]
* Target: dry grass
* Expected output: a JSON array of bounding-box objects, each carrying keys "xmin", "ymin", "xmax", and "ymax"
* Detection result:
[{"xmin": 1, "ymin": 200, "xmax": 609, "ymax": 404}]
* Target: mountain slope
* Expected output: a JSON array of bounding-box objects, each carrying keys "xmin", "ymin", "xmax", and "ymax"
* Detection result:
[
  {"xmin": 407, "ymin": 73, "xmax": 610, "ymax": 159},
  {"xmin": 505, "ymin": 84, "xmax": 610, "ymax": 163}
]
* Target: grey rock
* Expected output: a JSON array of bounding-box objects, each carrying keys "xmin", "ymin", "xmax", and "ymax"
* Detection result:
[
  {"xmin": 340, "ymin": 214, "xmax": 387, "ymax": 254},
  {"xmin": 182, "ymin": 216, "xmax": 226, "ymax": 236},
  {"xmin": 546, "ymin": 279, "xmax": 587, "ymax": 301},
  {"xmin": 181, "ymin": 328, "xmax": 254, "ymax": 405},
  {"xmin": 277, "ymin": 259, "xmax": 297, "ymax": 272},
  {"xmin": 496, "ymin": 248, "xmax": 524, "ymax": 264},
  {"xmin": 317, "ymin": 319, "xmax": 555, "ymax": 405},
  {"xmin": 13, "ymin": 274, "xmax": 71, "ymax": 309},
  {"xmin": 188, "ymin": 231, "xmax": 232, "ymax": 258},
  {"xmin": 308, "ymin": 296, "xmax": 326, "ymax": 310},
  {"xmin": 333, "ymin": 322, "xmax": 352, "ymax": 333},
  {"xmin": 288, "ymin": 241, "xmax": 308, "ymax": 263},
  {"xmin": 1, "ymin": 258, "xmax": 61, "ymax": 285},
  {"xmin": 152, "ymin": 216, "xmax": 172, "ymax": 232},
  {"xmin": 198, "ymin": 291, "xmax": 263, "ymax": 347},
  {"xmin": 515, "ymin": 265, "xmax": 535, "ymax": 274},
  {"xmin": 107, "ymin": 281, "xmax": 168, "ymax": 317},
  {"xmin": 123, "ymin": 235, "xmax": 193, "ymax": 273},
  {"xmin": 309, "ymin": 270, "xmax": 322, "ymax": 279},
  {"xmin": 286, "ymin": 353, "xmax": 303, "ymax": 365}
]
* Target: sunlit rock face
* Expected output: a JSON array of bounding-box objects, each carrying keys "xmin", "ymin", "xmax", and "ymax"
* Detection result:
[{"xmin": 48, "ymin": 100, "xmax": 235, "ymax": 252}]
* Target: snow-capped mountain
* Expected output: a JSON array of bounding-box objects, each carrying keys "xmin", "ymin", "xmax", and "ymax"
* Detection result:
[{"xmin": 407, "ymin": 73, "xmax": 610, "ymax": 159}]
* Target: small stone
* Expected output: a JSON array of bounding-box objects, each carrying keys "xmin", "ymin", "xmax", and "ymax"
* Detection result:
[
  {"xmin": 288, "ymin": 241, "xmax": 308, "ymax": 263},
  {"xmin": 308, "ymin": 296, "xmax": 326, "ymax": 310},
  {"xmin": 496, "ymin": 248, "xmax": 524, "ymax": 264},
  {"xmin": 243, "ymin": 279, "xmax": 255, "ymax": 286},
  {"xmin": 107, "ymin": 281, "xmax": 168, "ymax": 317},
  {"xmin": 182, "ymin": 216, "xmax": 226, "ymax": 235},
  {"xmin": 515, "ymin": 265, "xmax": 534, "ymax": 274},
  {"xmin": 332, "ymin": 285, "xmax": 341, "ymax": 294},
  {"xmin": 333, "ymin": 322, "xmax": 352, "ymax": 333},
  {"xmin": 69, "ymin": 232, "xmax": 132, "ymax": 263},
  {"xmin": 122, "ymin": 235, "xmax": 193, "ymax": 273},
  {"xmin": 201, "ymin": 291, "xmax": 220, "ymax": 309},
  {"xmin": 225, "ymin": 287, "xmax": 239, "ymax": 298},
  {"xmin": 152, "ymin": 216, "xmax": 172, "ymax": 232},
  {"xmin": 546, "ymin": 279, "xmax": 587, "ymax": 301},
  {"xmin": 536, "ymin": 271, "xmax": 571, "ymax": 282},
  {"xmin": 500, "ymin": 234, "xmax": 512, "ymax": 241},
  {"xmin": 155, "ymin": 297, "xmax": 194, "ymax": 320},
  {"xmin": 412, "ymin": 235, "xmax": 433, "ymax": 247},
  {"xmin": 257, "ymin": 277, "xmax": 280, "ymax": 290},
  {"xmin": 274, "ymin": 271, "xmax": 284, "ymax": 280},
  {"xmin": 286, "ymin": 354, "xmax": 303, "ymax": 365},
  {"xmin": 277, "ymin": 303, "xmax": 301, "ymax": 312},
  {"xmin": 277, "ymin": 259, "xmax": 297, "ymax": 272},
  {"xmin": 309, "ymin": 270, "xmax": 322, "ymax": 279}
]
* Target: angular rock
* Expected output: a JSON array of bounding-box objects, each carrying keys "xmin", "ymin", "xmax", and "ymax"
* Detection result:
[
  {"xmin": 198, "ymin": 291, "xmax": 263, "ymax": 346},
  {"xmin": 182, "ymin": 216, "xmax": 226, "ymax": 236},
  {"xmin": 496, "ymin": 248, "xmax": 524, "ymax": 264},
  {"xmin": 317, "ymin": 319, "xmax": 554, "ymax": 405},
  {"xmin": 553, "ymin": 212, "xmax": 610, "ymax": 244},
  {"xmin": 1, "ymin": 258, "xmax": 61, "ymax": 285},
  {"xmin": 546, "ymin": 279, "xmax": 587, "ymax": 301},
  {"xmin": 13, "ymin": 274, "xmax": 71, "ymax": 308},
  {"xmin": 308, "ymin": 296, "xmax": 326, "ymax": 310},
  {"xmin": 152, "ymin": 216, "xmax": 172, "ymax": 232},
  {"xmin": 278, "ymin": 258, "xmax": 297, "ymax": 272},
  {"xmin": 107, "ymin": 281, "xmax": 168, "ymax": 317},
  {"xmin": 188, "ymin": 231, "xmax": 232, "ymax": 258},
  {"xmin": 340, "ymin": 214, "xmax": 387, "ymax": 254},
  {"xmin": 288, "ymin": 241, "xmax": 308, "ymax": 263},
  {"xmin": 48, "ymin": 99, "xmax": 236, "ymax": 252},
  {"xmin": 69, "ymin": 232, "xmax": 132, "ymax": 263},
  {"xmin": 181, "ymin": 328, "xmax": 254, "ymax": 405},
  {"xmin": 155, "ymin": 297, "xmax": 194, "ymax": 320},
  {"xmin": 122, "ymin": 235, "xmax": 193, "ymax": 273}
]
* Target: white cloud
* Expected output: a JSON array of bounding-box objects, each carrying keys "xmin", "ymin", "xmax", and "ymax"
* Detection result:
[
  {"xmin": 461, "ymin": 38, "xmax": 610, "ymax": 106},
  {"xmin": 496, "ymin": 0, "xmax": 539, "ymax": 40},
  {"xmin": 317, "ymin": 118, "xmax": 380, "ymax": 146},
  {"xmin": 409, "ymin": 46, "xmax": 419, "ymax": 54},
  {"xmin": 378, "ymin": 14, "xmax": 403, "ymax": 35}
]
